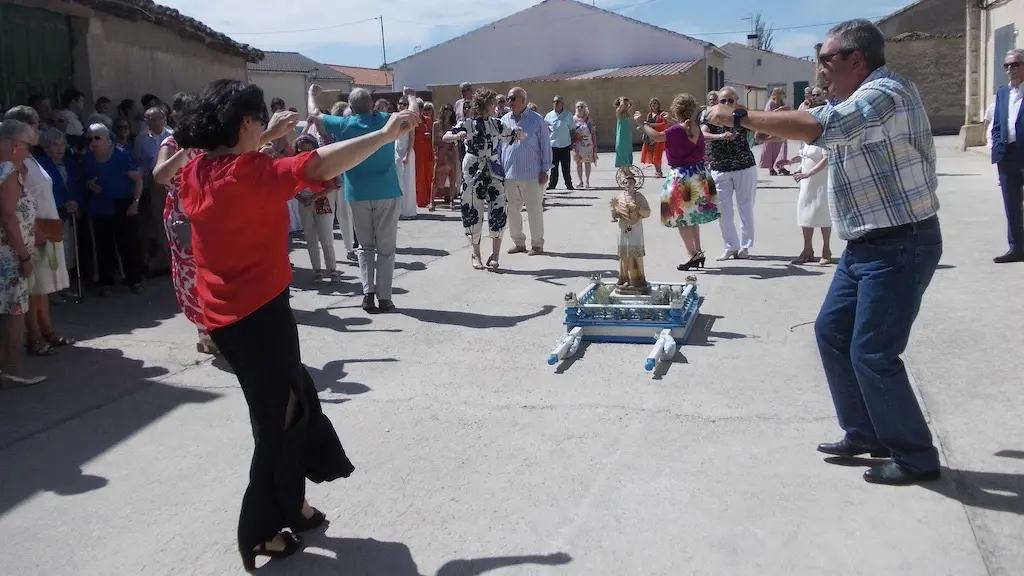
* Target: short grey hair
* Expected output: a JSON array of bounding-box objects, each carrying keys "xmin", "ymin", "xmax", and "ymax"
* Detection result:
[
  {"xmin": 348, "ymin": 88, "xmax": 372, "ymax": 114},
  {"xmin": 4, "ymin": 105, "xmax": 40, "ymax": 125},
  {"xmin": 87, "ymin": 122, "xmax": 111, "ymax": 141},
  {"xmin": 144, "ymin": 106, "xmax": 165, "ymax": 119},
  {"xmin": 39, "ymin": 127, "xmax": 66, "ymax": 149},
  {"xmin": 718, "ymin": 86, "xmax": 738, "ymax": 98},
  {"xmin": 827, "ymin": 19, "xmax": 886, "ymax": 70},
  {"xmin": 1007, "ymin": 48, "xmax": 1024, "ymax": 61},
  {"xmin": 0, "ymin": 119, "xmax": 34, "ymax": 143},
  {"xmin": 330, "ymin": 101, "xmax": 348, "ymax": 116}
]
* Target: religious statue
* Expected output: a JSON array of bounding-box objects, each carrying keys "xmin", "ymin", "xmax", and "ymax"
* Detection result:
[{"xmin": 610, "ymin": 170, "xmax": 651, "ymax": 294}]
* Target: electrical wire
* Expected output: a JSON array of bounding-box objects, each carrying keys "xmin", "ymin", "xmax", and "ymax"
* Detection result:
[{"xmin": 223, "ymin": 16, "xmax": 379, "ymax": 35}]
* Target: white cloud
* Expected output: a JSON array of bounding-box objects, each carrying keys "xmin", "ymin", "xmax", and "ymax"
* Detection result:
[
  {"xmin": 771, "ymin": 32, "xmax": 820, "ymax": 58},
  {"xmin": 157, "ymin": 0, "xmax": 620, "ymax": 52}
]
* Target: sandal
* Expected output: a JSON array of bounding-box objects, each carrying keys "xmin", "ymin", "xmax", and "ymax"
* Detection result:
[
  {"xmin": 42, "ymin": 332, "xmax": 75, "ymax": 347},
  {"xmin": 790, "ymin": 251, "xmax": 815, "ymax": 264},
  {"xmin": 485, "ymin": 255, "xmax": 500, "ymax": 271},
  {"xmin": 471, "ymin": 255, "xmax": 484, "ymax": 270},
  {"xmin": 290, "ymin": 507, "xmax": 327, "ymax": 533},
  {"xmin": 240, "ymin": 530, "xmax": 302, "ymax": 572},
  {"xmin": 819, "ymin": 252, "xmax": 833, "ymax": 266},
  {"xmin": 27, "ymin": 341, "xmax": 57, "ymax": 356}
]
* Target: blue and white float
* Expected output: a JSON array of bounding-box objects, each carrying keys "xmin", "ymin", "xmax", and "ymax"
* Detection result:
[{"xmin": 547, "ymin": 274, "xmax": 703, "ymax": 373}]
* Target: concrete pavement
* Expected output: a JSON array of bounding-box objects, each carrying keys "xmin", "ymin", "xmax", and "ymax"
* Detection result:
[{"xmin": 0, "ymin": 136, "xmax": 1020, "ymax": 575}]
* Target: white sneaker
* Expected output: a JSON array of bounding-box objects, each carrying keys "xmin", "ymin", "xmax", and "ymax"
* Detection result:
[
  {"xmin": 737, "ymin": 249, "xmax": 750, "ymax": 259},
  {"xmin": 716, "ymin": 250, "xmax": 738, "ymax": 261}
]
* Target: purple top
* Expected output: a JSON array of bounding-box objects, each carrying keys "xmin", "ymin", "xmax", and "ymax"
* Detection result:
[{"xmin": 664, "ymin": 124, "xmax": 704, "ymax": 168}]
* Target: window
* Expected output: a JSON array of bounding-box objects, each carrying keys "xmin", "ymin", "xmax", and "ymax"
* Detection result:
[{"xmin": 756, "ymin": 58, "xmax": 762, "ymax": 66}]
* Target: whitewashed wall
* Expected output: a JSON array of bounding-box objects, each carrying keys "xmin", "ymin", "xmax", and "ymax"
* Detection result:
[{"xmin": 391, "ymin": 0, "xmax": 707, "ymax": 89}]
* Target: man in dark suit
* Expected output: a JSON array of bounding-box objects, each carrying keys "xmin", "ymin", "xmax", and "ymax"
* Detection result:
[{"xmin": 991, "ymin": 48, "xmax": 1024, "ymax": 263}]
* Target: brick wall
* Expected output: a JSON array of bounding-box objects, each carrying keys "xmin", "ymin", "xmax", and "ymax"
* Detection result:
[
  {"xmin": 431, "ymin": 68, "xmax": 704, "ymax": 151},
  {"xmin": 885, "ymin": 34, "xmax": 966, "ymax": 135}
]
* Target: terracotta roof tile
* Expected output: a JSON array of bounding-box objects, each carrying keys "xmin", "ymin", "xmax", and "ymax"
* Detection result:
[{"xmin": 326, "ymin": 65, "xmax": 392, "ymax": 87}]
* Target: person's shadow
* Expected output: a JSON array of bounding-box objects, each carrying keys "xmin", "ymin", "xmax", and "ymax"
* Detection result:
[{"xmin": 257, "ymin": 536, "xmax": 572, "ymax": 575}]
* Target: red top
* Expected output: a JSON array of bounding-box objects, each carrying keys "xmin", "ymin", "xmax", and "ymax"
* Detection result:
[{"xmin": 178, "ymin": 150, "xmax": 323, "ymax": 329}]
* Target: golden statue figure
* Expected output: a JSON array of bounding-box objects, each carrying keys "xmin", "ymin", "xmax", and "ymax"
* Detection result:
[{"xmin": 610, "ymin": 171, "xmax": 651, "ymax": 294}]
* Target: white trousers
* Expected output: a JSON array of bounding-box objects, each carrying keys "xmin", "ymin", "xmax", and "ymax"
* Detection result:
[
  {"xmin": 297, "ymin": 191, "xmax": 338, "ymax": 272},
  {"xmin": 505, "ymin": 178, "xmax": 545, "ymax": 249},
  {"xmin": 396, "ymin": 150, "xmax": 418, "ymax": 218},
  {"xmin": 712, "ymin": 165, "xmax": 757, "ymax": 251}
]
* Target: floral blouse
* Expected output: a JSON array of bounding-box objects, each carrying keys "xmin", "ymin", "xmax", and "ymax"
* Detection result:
[{"xmin": 448, "ymin": 117, "xmax": 518, "ymax": 162}]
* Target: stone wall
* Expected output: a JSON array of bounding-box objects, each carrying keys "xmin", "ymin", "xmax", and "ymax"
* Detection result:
[
  {"xmin": 431, "ymin": 69, "xmax": 705, "ymax": 151},
  {"xmin": 885, "ymin": 33, "xmax": 967, "ymax": 135},
  {"xmin": 876, "ymin": 0, "xmax": 966, "ymax": 37}
]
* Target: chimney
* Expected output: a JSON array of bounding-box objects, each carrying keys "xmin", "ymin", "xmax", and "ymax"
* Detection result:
[{"xmin": 747, "ymin": 34, "xmax": 758, "ymax": 48}]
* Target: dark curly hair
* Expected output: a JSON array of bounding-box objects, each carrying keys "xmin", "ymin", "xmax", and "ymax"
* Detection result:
[
  {"xmin": 470, "ymin": 88, "xmax": 497, "ymax": 118},
  {"xmin": 175, "ymin": 79, "xmax": 269, "ymax": 150}
]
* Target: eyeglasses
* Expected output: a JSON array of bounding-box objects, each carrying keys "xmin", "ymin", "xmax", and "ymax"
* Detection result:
[
  {"xmin": 1005, "ymin": 62, "xmax": 1022, "ymax": 70},
  {"xmin": 721, "ymin": 98, "xmax": 736, "ymax": 105},
  {"xmin": 90, "ymin": 136, "xmax": 106, "ymax": 141},
  {"xmin": 553, "ymin": 100, "xmax": 562, "ymax": 104},
  {"xmin": 818, "ymin": 48, "xmax": 855, "ymax": 65},
  {"xmin": 507, "ymin": 96, "xmax": 517, "ymax": 102}
]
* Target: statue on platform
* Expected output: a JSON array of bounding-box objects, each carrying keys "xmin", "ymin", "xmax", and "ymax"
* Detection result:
[{"xmin": 610, "ymin": 170, "xmax": 651, "ymax": 295}]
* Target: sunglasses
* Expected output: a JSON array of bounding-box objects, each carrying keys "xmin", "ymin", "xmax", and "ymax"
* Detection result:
[
  {"xmin": 507, "ymin": 96, "xmax": 517, "ymax": 102},
  {"xmin": 818, "ymin": 48, "xmax": 855, "ymax": 65},
  {"xmin": 1005, "ymin": 62, "xmax": 1022, "ymax": 70},
  {"xmin": 720, "ymin": 98, "xmax": 736, "ymax": 104},
  {"xmin": 553, "ymin": 100, "xmax": 562, "ymax": 104}
]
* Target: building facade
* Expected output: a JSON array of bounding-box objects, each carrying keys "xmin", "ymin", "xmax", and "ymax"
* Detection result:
[
  {"xmin": 247, "ymin": 51, "xmax": 353, "ymax": 112},
  {"xmin": 964, "ymin": 0, "xmax": 1023, "ymax": 147},
  {"xmin": 389, "ymin": 0, "xmax": 727, "ymax": 95},
  {"xmin": 0, "ymin": 0, "xmax": 261, "ymax": 110},
  {"xmin": 719, "ymin": 42, "xmax": 817, "ymax": 109}
]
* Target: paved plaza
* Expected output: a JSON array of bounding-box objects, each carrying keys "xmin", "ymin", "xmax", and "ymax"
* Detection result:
[{"xmin": 0, "ymin": 137, "xmax": 1021, "ymax": 575}]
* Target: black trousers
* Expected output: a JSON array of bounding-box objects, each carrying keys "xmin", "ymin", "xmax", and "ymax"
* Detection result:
[
  {"xmin": 549, "ymin": 145, "xmax": 573, "ymax": 189},
  {"xmin": 92, "ymin": 199, "xmax": 143, "ymax": 286},
  {"xmin": 210, "ymin": 290, "xmax": 354, "ymax": 551}
]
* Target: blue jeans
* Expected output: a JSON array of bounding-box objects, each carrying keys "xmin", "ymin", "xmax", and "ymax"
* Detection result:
[
  {"xmin": 814, "ymin": 216, "xmax": 942, "ymax": 472},
  {"xmin": 996, "ymin": 158, "xmax": 1024, "ymax": 252}
]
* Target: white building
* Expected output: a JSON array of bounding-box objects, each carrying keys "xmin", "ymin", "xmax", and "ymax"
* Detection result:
[
  {"xmin": 720, "ymin": 41, "xmax": 818, "ymax": 109},
  {"xmin": 247, "ymin": 51, "xmax": 353, "ymax": 111},
  {"xmin": 389, "ymin": 0, "xmax": 728, "ymax": 90}
]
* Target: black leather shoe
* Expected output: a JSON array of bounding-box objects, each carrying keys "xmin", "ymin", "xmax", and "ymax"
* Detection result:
[
  {"xmin": 863, "ymin": 461, "xmax": 940, "ymax": 485},
  {"xmin": 993, "ymin": 250, "xmax": 1024, "ymax": 263},
  {"xmin": 817, "ymin": 439, "xmax": 891, "ymax": 458},
  {"xmin": 361, "ymin": 293, "xmax": 377, "ymax": 313},
  {"xmin": 377, "ymin": 299, "xmax": 396, "ymax": 313}
]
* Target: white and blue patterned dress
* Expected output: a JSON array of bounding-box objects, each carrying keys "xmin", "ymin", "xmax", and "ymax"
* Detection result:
[
  {"xmin": 0, "ymin": 161, "xmax": 36, "ymax": 314},
  {"xmin": 448, "ymin": 117, "xmax": 519, "ymax": 244}
]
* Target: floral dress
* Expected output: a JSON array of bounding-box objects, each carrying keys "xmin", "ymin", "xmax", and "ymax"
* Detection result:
[
  {"xmin": 0, "ymin": 162, "xmax": 35, "ymax": 314},
  {"xmin": 159, "ymin": 137, "xmax": 207, "ymax": 336},
  {"xmin": 448, "ymin": 117, "xmax": 519, "ymax": 244},
  {"xmin": 571, "ymin": 117, "xmax": 596, "ymax": 163}
]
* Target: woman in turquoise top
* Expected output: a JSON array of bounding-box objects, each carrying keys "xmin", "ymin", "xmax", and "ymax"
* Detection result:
[{"xmin": 613, "ymin": 96, "xmax": 634, "ymax": 168}]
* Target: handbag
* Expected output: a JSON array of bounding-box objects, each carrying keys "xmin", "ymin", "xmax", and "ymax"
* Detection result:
[
  {"xmin": 488, "ymin": 160, "xmax": 506, "ymax": 179},
  {"xmin": 36, "ymin": 218, "xmax": 64, "ymax": 243}
]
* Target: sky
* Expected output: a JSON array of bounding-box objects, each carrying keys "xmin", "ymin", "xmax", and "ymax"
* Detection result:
[{"xmin": 156, "ymin": 0, "xmax": 913, "ymax": 69}]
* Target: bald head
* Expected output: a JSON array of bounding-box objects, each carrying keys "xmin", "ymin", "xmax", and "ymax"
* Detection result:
[{"xmin": 508, "ymin": 86, "xmax": 527, "ymax": 114}]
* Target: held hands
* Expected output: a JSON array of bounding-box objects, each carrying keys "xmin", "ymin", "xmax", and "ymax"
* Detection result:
[
  {"xmin": 382, "ymin": 109, "xmax": 422, "ymax": 141},
  {"xmin": 126, "ymin": 200, "xmax": 139, "ymax": 216},
  {"xmin": 267, "ymin": 110, "xmax": 300, "ymax": 141},
  {"xmin": 308, "ymin": 84, "xmax": 323, "ymax": 98},
  {"xmin": 87, "ymin": 178, "xmax": 101, "ymax": 194},
  {"xmin": 705, "ymin": 104, "xmax": 736, "ymax": 128},
  {"xmin": 632, "ymin": 111, "xmax": 643, "ymax": 121}
]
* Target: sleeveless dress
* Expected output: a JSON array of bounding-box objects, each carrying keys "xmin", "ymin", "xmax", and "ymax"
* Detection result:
[
  {"xmin": 160, "ymin": 137, "xmax": 207, "ymax": 336},
  {"xmin": 571, "ymin": 117, "xmax": 596, "ymax": 163},
  {"xmin": 23, "ymin": 157, "xmax": 70, "ymax": 295},
  {"xmin": 796, "ymin": 143, "xmax": 831, "ymax": 228},
  {"xmin": 614, "ymin": 117, "xmax": 633, "ymax": 168},
  {"xmin": 0, "ymin": 162, "xmax": 35, "ymax": 314}
]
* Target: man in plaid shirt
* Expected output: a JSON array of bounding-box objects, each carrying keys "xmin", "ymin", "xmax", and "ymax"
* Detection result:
[{"xmin": 706, "ymin": 19, "xmax": 942, "ymax": 486}]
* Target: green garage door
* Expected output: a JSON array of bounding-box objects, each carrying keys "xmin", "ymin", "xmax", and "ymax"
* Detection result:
[{"xmin": 0, "ymin": 4, "xmax": 75, "ymax": 110}]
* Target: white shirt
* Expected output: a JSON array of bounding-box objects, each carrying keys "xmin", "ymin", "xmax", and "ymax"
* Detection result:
[{"xmin": 1007, "ymin": 86, "xmax": 1022, "ymax": 143}]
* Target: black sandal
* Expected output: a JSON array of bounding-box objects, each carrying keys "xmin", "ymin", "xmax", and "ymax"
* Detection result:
[
  {"xmin": 485, "ymin": 255, "xmax": 499, "ymax": 272},
  {"xmin": 240, "ymin": 530, "xmax": 302, "ymax": 572},
  {"xmin": 290, "ymin": 508, "xmax": 327, "ymax": 533},
  {"xmin": 27, "ymin": 341, "xmax": 57, "ymax": 356},
  {"xmin": 42, "ymin": 332, "xmax": 75, "ymax": 347}
]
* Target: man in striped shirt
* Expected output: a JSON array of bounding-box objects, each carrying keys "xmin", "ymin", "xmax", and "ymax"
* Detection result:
[
  {"xmin": 706, "ymin": 19, "xmax": 942, "ymax": 486},
  {"xmin": 500, "ymin": 86, "xmax": 552, "ymax": 255}
]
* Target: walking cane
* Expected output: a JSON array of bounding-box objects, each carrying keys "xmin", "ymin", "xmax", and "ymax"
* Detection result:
[{"xmin": 71, "ymin": 215, "xmax": 83, "ymax": 304}]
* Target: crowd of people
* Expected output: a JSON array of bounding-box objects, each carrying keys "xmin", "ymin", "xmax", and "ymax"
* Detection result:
[{"xmin": 0, "ymin": 14, "xmax": 976, "ymax": 570}]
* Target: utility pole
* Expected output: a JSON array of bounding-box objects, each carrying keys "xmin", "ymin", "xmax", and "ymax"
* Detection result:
[{"xmin": 379, "ymin": 16, "xmax": 387, "ymax": 67}]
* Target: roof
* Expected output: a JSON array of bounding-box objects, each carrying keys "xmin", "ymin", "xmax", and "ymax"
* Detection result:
[
  {"xmin": 326, "ymin": 65, "xmax": 392, "ymax": 87},
  {"xmin": 68, "ymin": 0, "xmax": 263, "ymax": 62},
  {"xmin": 875, "ymin": 0, "xmax": 929, "ymax": 25},
  {"xmin": 886, "ymin": 31, "xmax": 966, "ymax": 42},
  {"xmin": 720, "ymin": 42, "xmax": 817, "ymax": 65},
  {"xmin": 519, "ymin": 60, "xmax": 701, "ymax": 82},
  {"xmin": 247, "ymin": 52, "xmax": 354, "ymax": 81},
  {"xmin": 389, "ymin": 0, "xmax": 725, "ymax": 66}
]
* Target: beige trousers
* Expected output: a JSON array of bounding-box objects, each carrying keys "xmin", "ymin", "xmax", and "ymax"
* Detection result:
[{"xmin": 504, "ymin": 179, "xmax": 545, "ymax": 249}]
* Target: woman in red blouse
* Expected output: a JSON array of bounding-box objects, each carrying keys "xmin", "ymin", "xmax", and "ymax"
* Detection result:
[{"xmin": 174, "ymin": 79, "xmax": 418, "ymax": 572}]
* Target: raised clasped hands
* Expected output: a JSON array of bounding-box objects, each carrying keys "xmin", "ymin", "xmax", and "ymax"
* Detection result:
[
  {"xmin": 267, "ymin": 110, "xmax": 300, "ymax": 140},
  {"xmin": 383, "ymin": 109, "xmax": 422, "ymax": 141}
]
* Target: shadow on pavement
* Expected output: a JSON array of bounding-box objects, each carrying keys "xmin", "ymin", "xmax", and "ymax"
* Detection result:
[
  {"xmin": 400, "ymin": 305, "xmax": 555, "ymax": 328},
  {"xmin": 294, "ymin": 308, "xmax": 402, "ymax": 334},
  {"xmin": 687, "ymin": 314, "xmax": 749, "ymax": 347},
  {"xmin": 703, "ymin": 264, "xmax": 825, "ymax": 280},
  {"xmin": 922, "ymin": 465, "xmax": 1024, "ymax": 516},
  {"xmin": 307, "ymin": 358, "xmax": 396, "ymax": 405},
  {"xmin": 50, "ymin": 278, "xmax": 182, "ymax": 341},
  {"xmin": 0, "ymin": 347, "xmax": 218, "ymax": 515},
  {"xmin": 498, "ymin": 267, "xmax": 618, "ymax": 287},
  {"xmin": 257, "ymin": 536, "xmax": 571, "ymax": 575}
]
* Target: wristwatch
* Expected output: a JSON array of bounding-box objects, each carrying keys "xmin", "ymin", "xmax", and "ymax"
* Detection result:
[{"xmin": 732, "ymin": 108, "xmax": 748, "ymax": 130}]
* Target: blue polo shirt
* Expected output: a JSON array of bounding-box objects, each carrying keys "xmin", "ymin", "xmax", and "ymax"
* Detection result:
[{"xmin": 321, "ymin": 113, "xmax": 401, "ymax": 202}]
